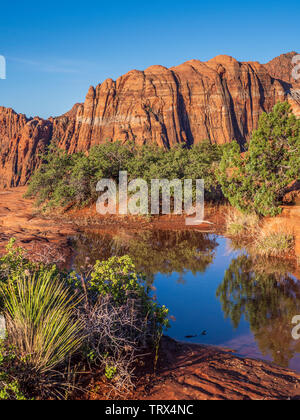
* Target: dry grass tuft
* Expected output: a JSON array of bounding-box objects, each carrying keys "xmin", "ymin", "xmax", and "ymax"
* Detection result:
[
  {"xmin": 225, "ymin": 209, "xmax": 296, "ymax": 259},
  {"xmin": 253, "ymin": 221, "xmax": 295, "ymax": 258},
  {"xmin": 225, "ymin": 208, "xmax": 260, "ymax": 238}
]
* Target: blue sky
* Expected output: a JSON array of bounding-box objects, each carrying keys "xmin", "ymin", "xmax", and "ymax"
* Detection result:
[{"xmin": 0, "ymin": 0, "xmax": 299, "ymax": 118}]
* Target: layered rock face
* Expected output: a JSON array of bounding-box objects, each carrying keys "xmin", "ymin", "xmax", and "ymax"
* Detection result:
[
  {"xmin": 58, "ymin": 56, "xmax": 287, "ymax": 151},
  {"xmin": 0, "ymin": 53, "xmax": 299, "ymax": 187},
  {"xmin": 0, "ymin": 108, "xmax": 52, "ymax": 186},
  {"xmin": 264, "ymin": 51, "xmax": 300, "ymax": 118},
  {"xmin": 264, "ymin": 51, "xmax": 300, "ymax": 84}
]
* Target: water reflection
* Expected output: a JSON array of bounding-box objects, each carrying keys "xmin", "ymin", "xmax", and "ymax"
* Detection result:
[
  {"xmin": 71, "ymin": 230, "xmax": 300, "ymax": 371},
  {"xmin": 71, "ymin": 230, "xmax": 218, "ymax": 282},
  {"xmin": 216, "ymin": 254, "xmax": 300, "ymax": 368}
]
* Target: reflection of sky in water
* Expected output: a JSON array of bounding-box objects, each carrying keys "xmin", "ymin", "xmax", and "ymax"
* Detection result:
[
  {"xmin": 73, "ymin": 232, "xmax": 300, "ymax": 372},
  {"xmin": 153, "ymin": 238, "xmax": 250, "ymax": 346},
  {"xmin": 152, "ymin": 237, "xmax": 300, "ymax": 372}
]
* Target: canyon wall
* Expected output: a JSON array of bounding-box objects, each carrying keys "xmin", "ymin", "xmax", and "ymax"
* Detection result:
[{"xmin": 0, "ymin": 52, "xmax": 299, "ymax": 187}]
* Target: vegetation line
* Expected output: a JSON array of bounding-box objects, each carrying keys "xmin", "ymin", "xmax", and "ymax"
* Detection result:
[{"xmin": 26, "ymin": 102, "xmax": 299, "ymax": 220}]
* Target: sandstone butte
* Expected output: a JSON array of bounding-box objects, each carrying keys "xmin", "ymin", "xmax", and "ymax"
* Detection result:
[{"xmin": 0, "ymin": 52, "xmax": 299, "ymax": 188}]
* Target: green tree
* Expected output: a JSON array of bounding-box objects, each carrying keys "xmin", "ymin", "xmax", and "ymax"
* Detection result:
[
  {"xmin": 217, "ymin": 102, "xmax": 300, "ymax": 216},
  {"xmin": 27, "ymin": 140, "xmax": 224, "ymax": 210},
  {"xmin": 25, "ymin": 144, "xmax": 74, "ymax": 208},
  {"xmin": 185, "ymin": 141, "xmax": 223, "ymax": 200}
]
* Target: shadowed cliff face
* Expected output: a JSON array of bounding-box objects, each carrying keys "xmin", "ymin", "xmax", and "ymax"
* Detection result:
[{"xmin": 0, "ymin": 53, "xmax": 299, "ymax": 187}]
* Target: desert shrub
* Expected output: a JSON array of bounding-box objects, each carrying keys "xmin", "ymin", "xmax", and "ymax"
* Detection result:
[
  {"xmin": 70, "ymin": 255, "xmax": 169, "ymax": 394},
  {"xmin": 88, "ymin": 141, "xmax": 135, "ymax": 180},
  {"xmin": 126, "ymin": 143, "xmax": 164, "ymax": 181},
  {"xmin": 80, "ymin": 294, "xmax": 150, "ymax": 395},
  {"xmin": 0, "ymin": 342, "xmax": 27, "ymax": 400},
  {"xmin": 0, "ymin": 379, "xmax": 27, "ymax": 400},
  {"xmin": 184, "ymin": 141, "xmax": 223, "ymax": 200},
  {"xmin": 25, "ymin": 142, "xmax": 134, "ymax": 209},
  {"xmin": 0, "ymin": 238, "xmax": 63, "ymax": 309},
  {"xmin": 0, "ymin": 238, "xmax": 36, "ymax": 283},
  {"xmin": 25, "ymin": 144, "xmax": 74, "ymax": 208},
  {"xmin": 218, "ymin": 102, "xmax": 300, "ymax": 216},
  {"xmin": 70, "ymin": 255, "xmax": 169, "ymax": 341},
  {"xmin": 26, "ymin": 140, "xmax": 224, "ymax": 210}
]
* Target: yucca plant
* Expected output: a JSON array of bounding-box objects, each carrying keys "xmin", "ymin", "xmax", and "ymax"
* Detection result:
[{"xmin": 1, "ymin": 271, "xmax": 84, "ymax": 375}]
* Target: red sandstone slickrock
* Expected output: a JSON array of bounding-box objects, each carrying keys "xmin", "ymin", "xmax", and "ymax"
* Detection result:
[{"xmin": 0, "ymin": 52, "xmax": 299, "ymax": 187}]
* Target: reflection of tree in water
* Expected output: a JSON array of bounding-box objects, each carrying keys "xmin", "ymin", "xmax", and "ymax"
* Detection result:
[
  {"xmin": 216, "ymin": 254, "xmax": 300, "ymax": 367},
  {"xmin": 71, "ymin": 230, "xmax": 218, "ymax": 283}
]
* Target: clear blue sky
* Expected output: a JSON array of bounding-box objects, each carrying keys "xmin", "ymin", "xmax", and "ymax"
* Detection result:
[{"xmin": 0, "ymin": 0, "xmax": 299, "ymax": 118}]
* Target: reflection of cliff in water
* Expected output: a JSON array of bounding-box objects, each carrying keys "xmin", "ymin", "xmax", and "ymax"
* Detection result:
[
  {"xmin": 217, "ymin": 254, "xmax": 300, "ymax": 368},
  {"xmin": 71, "ymin": 230, "xmax": 218, "ymax": 282}
]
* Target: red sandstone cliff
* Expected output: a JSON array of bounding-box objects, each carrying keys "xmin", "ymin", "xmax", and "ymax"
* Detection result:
[
  {"xmin": 0, "ymin": 52, "xmax": 299, "ymax": 187},
  {"xmin": 264, "ymin": 51, "xmax": 300, "ymax": 118},
  {"xmin": 264, "ymin": 52, "xmax": 299, "ymax": 84},
  {"xmin": 0, "ymin": 108, "xmax": 52, "ymax": 187}
]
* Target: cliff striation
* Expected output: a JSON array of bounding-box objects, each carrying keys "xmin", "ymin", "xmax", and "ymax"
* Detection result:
[{"xmin": 0, "ymin": 53, "xmax": 299, "ymax": 187}]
